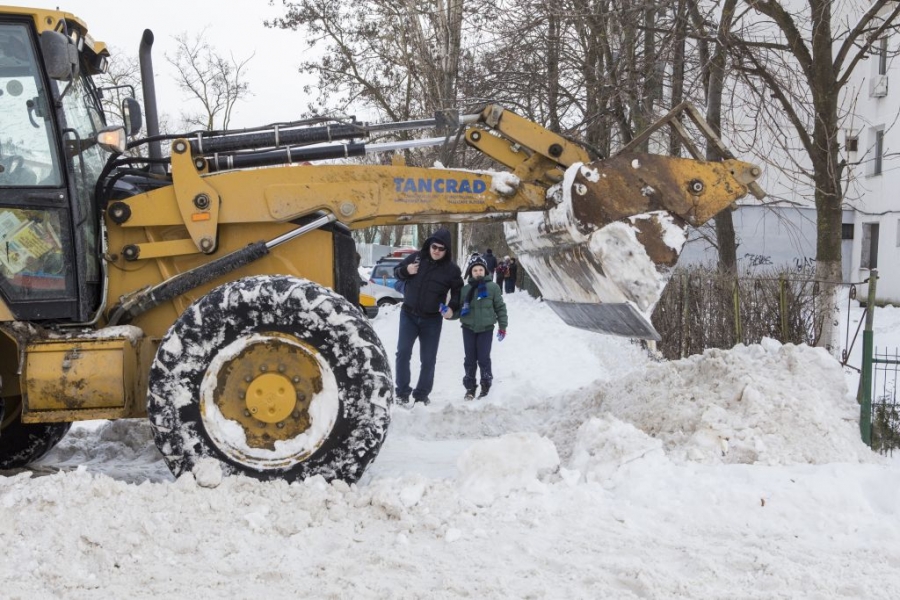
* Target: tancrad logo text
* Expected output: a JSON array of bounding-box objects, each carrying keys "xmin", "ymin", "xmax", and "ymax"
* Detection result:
[{"xmin": 393, "ymin": 177, "xmax": 487, "ymax": 194}]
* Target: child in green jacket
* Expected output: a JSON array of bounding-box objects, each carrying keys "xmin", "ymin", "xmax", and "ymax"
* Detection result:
[{"xmin": 453, "ymin": 253, "xmax": 508, "ymax": 400}]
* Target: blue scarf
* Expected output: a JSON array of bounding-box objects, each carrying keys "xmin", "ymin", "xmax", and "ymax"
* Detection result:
[{"xmin": 461, "ymin": 278, "xmax": 488, "ymax": 316}]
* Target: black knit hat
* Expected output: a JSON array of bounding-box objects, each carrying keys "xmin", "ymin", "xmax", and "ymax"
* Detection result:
[{"xmin": 464, "ymin": 253, "xmax": 488, "ymax": 279}]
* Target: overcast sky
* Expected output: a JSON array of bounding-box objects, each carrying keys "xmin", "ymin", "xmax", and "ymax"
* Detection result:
[{"xmin": 21, "ymin": 0, "xmax": 315, "ymax": 128}]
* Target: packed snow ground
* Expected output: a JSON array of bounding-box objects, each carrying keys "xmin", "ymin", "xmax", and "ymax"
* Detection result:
[{"xmin": 2, "ymin": 292, "xmax": 899, "ymax": 598}]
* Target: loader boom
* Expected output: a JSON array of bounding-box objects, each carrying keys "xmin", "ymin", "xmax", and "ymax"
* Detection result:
[{"xmin": 101, "ymin": 103, "xmax": 759, "ymax": 338}]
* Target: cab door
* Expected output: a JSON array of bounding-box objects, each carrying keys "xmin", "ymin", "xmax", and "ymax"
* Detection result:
[{"xmin": 0, "ymin": 20, "xmax": 77, "ymax": 321}]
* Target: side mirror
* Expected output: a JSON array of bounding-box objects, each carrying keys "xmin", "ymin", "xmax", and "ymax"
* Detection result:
[
  {"xmin": 122, "ymin": 98, "xmax": 143, "ymax": 136},
  {"xmin": 40, "ymin": 30, "xmax": 79, "ymax": 81}
]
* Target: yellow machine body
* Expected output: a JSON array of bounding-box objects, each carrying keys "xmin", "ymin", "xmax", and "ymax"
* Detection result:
[{"xmin": 22, "ymin": 332, "xmax": 154, "ymax": 422}]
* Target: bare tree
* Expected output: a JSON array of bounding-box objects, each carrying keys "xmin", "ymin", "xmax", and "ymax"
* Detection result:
[
  {"xmin": 267, "ymin": 1, "xmax": 472, "ymax": 123},
  {"xmin": 166, "ymin": 30, "xmax": 254, "ymax": 131},
  {"xmin": 268, "ymin": 1, "xmax": 473, "ymax": 251},
  {"xmin": 95, "ymin": 48, "xmax": 141, "ymax": 124},
  {"xmin": 95, "ymin": 46, "xmax": 177, "ymax": 149}
]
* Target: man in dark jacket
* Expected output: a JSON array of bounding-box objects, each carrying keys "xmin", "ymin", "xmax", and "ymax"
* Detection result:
[
  {"xmin": 483, "ymin": 248, "xmax": 498, "ymax": 275},
  {"xmin": 393, "ymin": 227, "xmax": 464, "ymax": 406}
]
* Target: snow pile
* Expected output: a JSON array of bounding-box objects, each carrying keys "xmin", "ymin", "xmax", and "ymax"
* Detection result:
[
  {"xmin": 567, "ymin": 416, "xmax": 668, "ymax": 485},
  {"xmin": 593, "ymin": 339, "xmax": 874, "ymax": 466},
  {"xmin": 191, "ymin": 457, "xmax": 224, "ymax": 488},
  {"xmin": 37, "ymin": 420, "xmax": 170, "ymax": 483},
  {"xmin": 456, "ymin": 432, "xmax": 559, "ymax": 506},
  {"xmin": 5, "ymin": 293, "xmax": 899, "ymax": 597}
]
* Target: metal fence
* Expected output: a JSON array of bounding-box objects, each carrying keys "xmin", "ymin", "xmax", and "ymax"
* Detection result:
[
  {"xmin": 849, "ymin": 271, "xmax": 900, "ymax": 454},
  {"xmin": 651, "ymin": 268, "xmax": 828, "ymax": 360},
  {"xmin": 869, "ymin": 349, "xmax": 900, "ymax": 455}
]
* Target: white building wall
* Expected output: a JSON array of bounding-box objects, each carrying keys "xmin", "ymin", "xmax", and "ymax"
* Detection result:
[
  {"xmin": 680, "ymin": 205, "xmax": 854, "ymax": 281},
  {"xmin": 843, "ymin": 6, "xmax": 900, "ymax": 304}
]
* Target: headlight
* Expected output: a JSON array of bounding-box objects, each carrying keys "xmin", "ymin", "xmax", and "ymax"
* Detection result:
[{"xmin": 97, "ymin": 126, "xmax": 127, "ymax": 154}]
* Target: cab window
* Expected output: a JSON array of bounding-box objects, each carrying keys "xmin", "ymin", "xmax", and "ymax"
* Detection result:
[
  {"xmin": 0, "ymin": 207, "xmax": 68, "ymax": 297},
  {"xmin": 0, "ymin": 23, "xmax": 63, "ymax": 187}
]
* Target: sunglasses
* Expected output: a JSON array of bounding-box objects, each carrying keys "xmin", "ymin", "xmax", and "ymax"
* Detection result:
[{"xmin": 430, "ymin": 244, "xmax": 447, "ymax": 252}]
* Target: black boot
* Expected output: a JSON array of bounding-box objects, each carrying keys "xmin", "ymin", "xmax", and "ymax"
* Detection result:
[
  {"xmin": 478, "ymin": 382, "xmax": 491, "ymax": 398},
  {"xmin": 464, "ymin": 388, "xmax": 476, "ymax": 400}
]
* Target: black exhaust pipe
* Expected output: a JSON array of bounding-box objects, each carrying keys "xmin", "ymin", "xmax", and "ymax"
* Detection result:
[{"xmin": 139, "ymin": 30, "xmax": 165, "ymax": 174}]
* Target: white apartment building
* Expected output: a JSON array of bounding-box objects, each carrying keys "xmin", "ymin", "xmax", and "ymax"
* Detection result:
[{"xmin": 843, "ymin": 19, "xmax": 900, "ymax": 303}]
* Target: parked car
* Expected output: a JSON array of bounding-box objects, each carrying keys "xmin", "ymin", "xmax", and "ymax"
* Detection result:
[
  {"xmin": 368, "ymin": 258, "xmax": 404, "ymax": 290},
  {"xmin": 359, "ymin": 291, "xmax": 379, "ymax": 319},
  {"xmin": 362, "ymin": 280, "xmax": 403, "ymax": 306}
]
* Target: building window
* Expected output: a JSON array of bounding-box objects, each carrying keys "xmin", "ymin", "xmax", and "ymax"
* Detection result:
[
  {"xmin": 842, "ymin": 223, "xmax": 855, "ymax": 240},
  {"xmin": 874, "ymin": 129, "xmax": 885, "ymax": 175},
  {"xmin": 846, "ymin": 136, "xmax": 859, "ymax": 153},
  {"xmin": 879, "ymin": 37, "xmax": 889, "ymax": 76},
  {"xmin": 861, "ymin": 223, "xmax": 880, "ymax": 269}
]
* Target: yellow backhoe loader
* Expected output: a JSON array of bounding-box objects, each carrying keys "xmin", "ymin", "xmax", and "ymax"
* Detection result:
[{"xmin": 0, "ymin": 6, "xmax": 764, "ymax": 482}]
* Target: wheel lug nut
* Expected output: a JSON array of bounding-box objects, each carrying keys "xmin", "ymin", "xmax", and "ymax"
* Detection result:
[
  {"xmin": 278, "ymin": 364, "xmax": 286, "ymax": 373},
  {"xmin": 292, "ymin": 411, "xmax": 301, "ymax": 419},
  {"xmin": 239, "ymin": 392, "xmax": 246, "ymax": 400},
  {"xmin": 244, "ymin": 375, "xmax": 253, "ymax": 383},
  {"xmin": 260, "ymin": 365, "xmax": 268, "ymax": 372},
  {"xmin": 276, "ymin": 422, "xmax": 285, "ymax": 429},
  {"xmin": 243, "ymin": 409, "xmax": 251, "ymax": 417},
  {"xmin": 292, "ymin": 376, "xmax": 301, "ymax": 383},
  {"xmin": 297, "ymin": 392, "xmax": 306, "ymax": 401}
]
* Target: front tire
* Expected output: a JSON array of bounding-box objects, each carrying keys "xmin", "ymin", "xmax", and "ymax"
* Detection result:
[
  {"xmin": 147, "ymin": 276, "xmax": 393, "ymax": 483},
  {"xmin": 0, "ymin": 396, "xmax": 71, "ymax": 469}
]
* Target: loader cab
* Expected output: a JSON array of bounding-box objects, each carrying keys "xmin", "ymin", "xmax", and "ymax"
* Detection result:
[{"xmin": 0, "ymin": 16, "xmax": 107, "ymax": 322}]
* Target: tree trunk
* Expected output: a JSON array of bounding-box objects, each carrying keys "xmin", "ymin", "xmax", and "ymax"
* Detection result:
[
  {"xmin": 810, "ymin": 0, "xmax": 843, "ymax": 354},
  {"xmin": 708, "ymin": 0, "xmax": 739, "ymax": 274},
  {"xmin": 669, "ymin": 0, "xmax": 687, "ymax": 157},
  {"xmin": 547, "ymin": 8, "xmax": 561, "ymax": 133},
  {"xmin": 813, "ymin": 161, "xmax": 843, "ymax": 354}
]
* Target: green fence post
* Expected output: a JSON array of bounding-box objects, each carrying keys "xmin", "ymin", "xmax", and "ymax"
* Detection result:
[
  {"xmin": 860, "ymin": 270, "xmax": 877, "ymax": 446},
  {"xmin": 779, "ymin": 275, "xmax": 788, "ymax": 342},
  {"xmin": 681, "ymin": 273, "xmax": 690, "ymax": 358}
]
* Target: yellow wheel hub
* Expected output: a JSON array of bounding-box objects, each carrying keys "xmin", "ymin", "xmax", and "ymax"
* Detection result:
[
  {"xmin": 245, "ymin": 373, "xmax": 296, "ymax": 423},
  {"xmin": 210, "ymin": 334, "xmax": 324, "ymax": 450}
]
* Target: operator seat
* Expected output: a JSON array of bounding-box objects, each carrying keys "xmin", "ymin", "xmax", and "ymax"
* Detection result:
[{"xmin": 0, "ymin": 156, "xmax": 37, "ymax": 186}]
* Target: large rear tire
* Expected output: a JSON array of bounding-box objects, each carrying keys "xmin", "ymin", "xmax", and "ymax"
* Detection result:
[
  {"xmin": 147, "ymin": 276, "xmax": 393, "ymax": 483},
  {"xmin": 0, "ymin": 396, "xmax": 71, "ymax": 469}
]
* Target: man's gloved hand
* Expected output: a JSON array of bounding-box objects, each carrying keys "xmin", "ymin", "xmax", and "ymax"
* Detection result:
[
  {"xmin": 439, "ymin": 303, "xmax": 453, "ymax": 319},
  {"xmin": 496, "ymin": 330, "xmax": 506, "ymax": 342}
]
